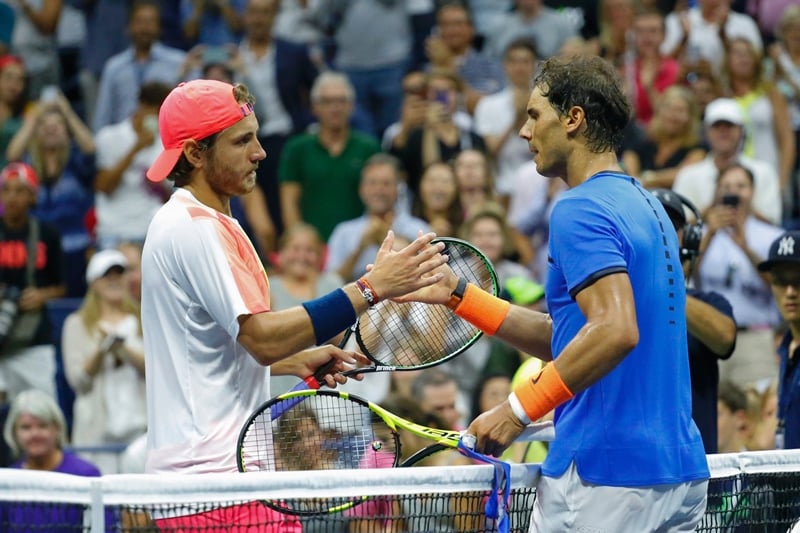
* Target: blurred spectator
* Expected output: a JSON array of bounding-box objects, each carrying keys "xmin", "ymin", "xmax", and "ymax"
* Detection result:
[
  {"xmin": 1, "ymin": 389, "xmax": 121, "ymax": 527},
  {"xmin": 768, "ymin": 5, "xmax": 800, "ymax": 228},
  {"xmin": 627, "ymin": 7, "xmax": 681, "ymax": 126},
  {"xmin": 93, "ymin": 81, "xmax": 171, "ymax": 249},
  {"xmin": 391, "ymin": 69, "xmax": 485, "ymax": 201},
  {"xmin": 746, "ymin": 0, "xmax": 795, "ymax": 43},
  {"xmin": 326, "ymin": 153, "xmax": 429, "ymax": 283},
  {"xmin": 484, "ymin": 0, "xmax": 577, "ymax": 60},
  {"xmin": 544, "ymin": 0, "xmax": 599, "ymax": 42},
  {"xmin": 181, "ymin": 0, "xmax": 245, "ymax": 47},
  {"xmin": 466, "ymin": 0, "xmax": 512, "ymax": 38},
  {"xmin": 92, "ymin": 0, "xmax": 186, "ymax": 132},
  {"xmin": 8, "ymin": 0, "xmax": 62, "ymax": 99},
  {"xmin": 116, "ymin": 241, "xmax": 142, "ymax": 303},
  {"xmin": 53, "ymin": 2, "xmax": 85, "ymax": 114},
  {"xmin": 453, "ymin": 149, "xmax": 498, "ymax": 218},
  {"xmin": 272, "ymin": 0, "xmax": 323, "ymax": 46},
  {"xmin": 696, "ymin": 163, "xmax": 783, "ymax": 389},
  {"xmin": 717, "ymin": 380, "xmax": 750, "ymax": 453},
  {"xmin": 724, "ymin": 36, "xmax": 795, "ymax": 194},
  {"xmin": 270, "ymin": 223, "xmax": 342, "ymax": 310},
  {"xmin": 623, "ymin": 85, "xmax": 706, "ymax": 189},
  {"xmin": 474, "ymin": 39, "xmax": 538, "ymax": 205},
  {"xmin": 279, "ymin": 71, "xmax": 379, "ymax": 242},
  {"xmin": 744, "ymin": 379, "xmax": 779, "ymax": 451},
  {"xmin": 507, "ymin": 160, "xmax": 566, "ymax": 283},
  {"xmin": 594, "ymin": 0, "xmax": 634, "ymax": 68},
  {"xmin": 0, "ymin": 2, "xmax": 13, "ymax": 56},
  {"xmin": 425, "ymin": 1, "xmax": 505, "ymax": 113},
  {"xmin": 461, "ymin": 202, "xmax": 538, "ymax": 292},
  {"xmin": 62, "ymin": 249, "xmax": 145, "ymax": 474},
  {"xmin": 411, "ymin": 161, "xmax": 462, "ymax": 238},
  {"xmin": 383, "ymin": 70, "xmax": 474, "ymax": 163},
  {"xmin": 0, "ymin": 162, "xmax": 64, "ymax": 405},
  {"xmin": 6, "ymin": 88, "xmax": 94, "ymax": 297},
  {"xmin": 758, "ymin": 230, "xmax": 800, "ymax": 450},
  {"xmin": 683, "ymin": 63, "xmax": 724, "ymax": 124},
  {"xmin": 238, "ymin": 0, "xmax": 319, "ymax": 238},
  {"xmin": 661, "ymin": 0, "xmax": 762, "ymax": 73},
  {"xmin": 673, "ymin": 97, "xmax": 782, "ymax": 224},
  {"xmin": 75, "ymin": 0, "xmax": 130, "ymax": 128},
  {"xmin": 411, "ymin": 369, "xmax": 463, "ymax": 430},
  {"xmin": 0, "ymin": 55, "xmax": 26, "ymax": 169},
  {"xmin": 318, "ymin": 0, "xmax": 410, "ymax": 138}
]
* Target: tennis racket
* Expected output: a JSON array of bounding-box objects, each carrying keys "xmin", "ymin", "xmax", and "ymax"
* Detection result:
[
  {"xmin": 236, "ymin": 389, "xmax": 553, "ymax": 515},
  {"xmin": 271, "ymin": 237, "xmax": 498, "ymax": 419}
]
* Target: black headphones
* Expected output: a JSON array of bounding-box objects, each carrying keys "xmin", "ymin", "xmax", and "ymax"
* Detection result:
[{"xmin": 676, "ymin": 193, "xmax": 703, "ymax": 264}]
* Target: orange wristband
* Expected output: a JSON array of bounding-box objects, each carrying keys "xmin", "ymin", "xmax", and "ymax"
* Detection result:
[
  {"xmin": 512, "ymin": 363, "xmax": 574, "ymax": 423},
  {"xmin": 452, "ymin": 282, "xmax": 510, "ymax": 335}
]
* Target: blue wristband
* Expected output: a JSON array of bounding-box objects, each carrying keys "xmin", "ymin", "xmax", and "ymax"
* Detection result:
[{"xmin": 302, "ymin": 288, "xmax": 357, "ymax": 345}]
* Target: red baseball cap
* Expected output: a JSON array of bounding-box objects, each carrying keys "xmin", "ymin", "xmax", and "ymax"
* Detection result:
[
  {"xmin": 146, "ymin": 79, "xmax": 254, "ymax": 183},
  {"xmin": 0, "ymin": 162, "xmax": 39, "ymax": 194}
]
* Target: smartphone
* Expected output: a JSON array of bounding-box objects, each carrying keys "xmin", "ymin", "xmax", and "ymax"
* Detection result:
[
  {"xmin": 40, "ymin": 85, "xmax": 58, "ymax": 103},
  {"xmin": 721, "ymin": 194, "xmax": 740, "ymax": 208}
]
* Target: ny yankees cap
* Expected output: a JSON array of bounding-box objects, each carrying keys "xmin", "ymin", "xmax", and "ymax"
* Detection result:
[
  {"xmin": 758, "ymin": 231, "xmax": 800, "ymax": 272},
  {"xmin": 146, "ymin": 79, "xmax": 254, "ymax": 183}
]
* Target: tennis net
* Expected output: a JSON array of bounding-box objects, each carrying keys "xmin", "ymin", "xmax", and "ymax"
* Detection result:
[{"xmin": 1, "ymin": 450, "xmax": 800, "ymax": 532}]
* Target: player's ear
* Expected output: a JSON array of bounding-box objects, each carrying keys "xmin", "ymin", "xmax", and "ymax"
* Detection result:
[{"xmin": 183, "ymin": 140, "xmax": 205, "ymax": 169}]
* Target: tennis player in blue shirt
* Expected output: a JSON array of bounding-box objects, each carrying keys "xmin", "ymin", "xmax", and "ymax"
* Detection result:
[{"xmin": 407, "ymin": 56, "xmax": 710, "ymax": 531}]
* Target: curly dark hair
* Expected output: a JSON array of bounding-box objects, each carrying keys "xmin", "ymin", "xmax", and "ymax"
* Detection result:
[{"xmin": 533, "ymin": 56, "xmax": 631, "ymax": 153}]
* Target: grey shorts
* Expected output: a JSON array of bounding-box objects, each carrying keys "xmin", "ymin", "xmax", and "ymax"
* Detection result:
[{"xmin": 530, "ymin": 461, "xmax": 708, "ymax": 532}]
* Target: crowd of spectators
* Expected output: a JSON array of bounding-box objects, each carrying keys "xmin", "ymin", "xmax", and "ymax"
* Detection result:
[{"xmin": 0, "ymin": 0, "xmax": 799, "ymax": 474}]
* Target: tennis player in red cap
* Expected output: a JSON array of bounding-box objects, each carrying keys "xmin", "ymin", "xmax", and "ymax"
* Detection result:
[{"xmin": 140, "ymin": 79, "xmax": 447, "ymax": 531}]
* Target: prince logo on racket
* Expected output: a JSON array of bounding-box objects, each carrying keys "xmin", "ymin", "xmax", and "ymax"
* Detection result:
[
  {"xmin": 140, "ymin": 79, "xmax": 447, "ymax": 531},
  {"xmin": 403, "ymin": 56, "xmax": 710, "ymax": 532}
]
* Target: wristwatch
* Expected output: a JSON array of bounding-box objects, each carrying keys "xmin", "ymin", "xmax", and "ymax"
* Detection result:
[{"xmin": 446, "ymin": 277, "xmax": 467, "ymax": 310}]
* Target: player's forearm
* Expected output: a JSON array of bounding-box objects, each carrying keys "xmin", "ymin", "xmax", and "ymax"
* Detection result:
[
  {"xmin": 494, "ymin": 307, "xmax": 554, "ymax": 361},
  {"xmin": 686, "ymin": 296, "xmax": 736, "ymax": 356},
  {"xmin": 239, "ymin": 285, "xmax": 370, "ymax": 365},
  {"xmin": 553, "ymin": 318, "xmax": 638, "ymax": 394}
]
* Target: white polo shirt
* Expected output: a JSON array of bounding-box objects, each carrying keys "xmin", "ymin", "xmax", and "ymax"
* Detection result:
[{"xmin": 142, "ymin": 188, "xmax": 271, "ymax": 474}]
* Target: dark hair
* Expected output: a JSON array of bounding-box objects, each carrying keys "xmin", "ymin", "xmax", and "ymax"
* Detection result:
[
  {"xmin": 410, "ymin": 368, "xmax": 456, "ymax": 399},
  {"xmin": 719, "ymin": 380, "xmax": 748, "ymax": 413},
  {"xmin": 138, "ymin": 81, "xmax": 172, "ymax": 107},
  {"xmin": 166, "ymin": 83, "xmax": 256, "ymax": 186},
  {"xmin": 128, "ymin": 0, "xmax": 160, "ymax": 23},
  {"xmin": 435, "ymin": 0, "xmax": 473, "ymax": 26},
  {"xmin": 533, "ymin": 56, "xmax": 631, "ymax": 153},
  {"xmin": 717, "ymin": 163, "xmax": 755, "ymax": 186},
  {"xmin": 504, "ymin": 38, "xmax": 538, "ymax": 61},
  {"xmin": 470, "ymin": 372, "xmax": 512, "ymax": 422}
]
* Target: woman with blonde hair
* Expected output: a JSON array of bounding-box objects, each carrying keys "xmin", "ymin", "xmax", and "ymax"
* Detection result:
[
  {"xmin": 623, "ymin": 85, "xmax": 706, "ymax": 189},
  {"xmin": 62, "ymin": 249, "xmax": 145, "ymax": 474}
]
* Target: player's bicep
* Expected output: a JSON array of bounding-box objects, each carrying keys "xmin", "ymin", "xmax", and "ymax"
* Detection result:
[{"xmin": 573, "ymin": 273, "xmax": 639, "ymax": 349}]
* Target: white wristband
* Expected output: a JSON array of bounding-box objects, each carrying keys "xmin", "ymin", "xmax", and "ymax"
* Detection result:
[{"xmin": 508, "ymin": 391, "xmax": 531, "ymax": 425}]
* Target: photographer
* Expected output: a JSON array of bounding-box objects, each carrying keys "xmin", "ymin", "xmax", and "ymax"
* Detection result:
[
  {"xmin": 0, "ymin": 162, "xmax": 66, "ymax": 406},
  {"xmin": 695, "ymin": 164, "xmax": 784, "ymax": 390}
]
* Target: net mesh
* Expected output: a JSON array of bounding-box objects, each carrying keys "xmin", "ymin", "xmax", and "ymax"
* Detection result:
[{"xmin": 2, "ymin": 450, "xmax": 800, "ymax": 532}]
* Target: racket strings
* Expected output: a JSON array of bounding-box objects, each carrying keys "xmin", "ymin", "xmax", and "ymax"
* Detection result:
[
  {"xmin": 357, "ymin": 243, "xmax": 497, "ymax": 367},
  {"xmin": 241, "ymin": 394, "xmax": 398, "ymax": 474}
]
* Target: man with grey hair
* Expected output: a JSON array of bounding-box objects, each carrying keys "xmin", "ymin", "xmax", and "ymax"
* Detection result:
[
  {"xmin": 279, "ymin": 71, "xmax": 380, "ymax": 242},
  {"xmin": 326, "ymin": 153, "xmax": 430, "ymax": 282}
]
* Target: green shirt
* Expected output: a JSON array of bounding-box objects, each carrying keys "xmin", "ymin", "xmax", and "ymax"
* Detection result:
[{"xmin": 279, "ymin": 131, "xmax": 380, "ymax": 241}]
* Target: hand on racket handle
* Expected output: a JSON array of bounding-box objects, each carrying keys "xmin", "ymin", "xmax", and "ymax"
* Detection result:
[
  {"xmin": 465, "ymin": 400, "xmax": 529, "ymax": 457},
  {"xmin": 296, "ymin": 345, "xmax": 369, "ymax": 389}
]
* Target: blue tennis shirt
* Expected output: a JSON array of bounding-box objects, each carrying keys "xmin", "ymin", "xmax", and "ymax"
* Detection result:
[{"xmin": 543, "ymin": 172, "xmax": 709, "ymax": 486}]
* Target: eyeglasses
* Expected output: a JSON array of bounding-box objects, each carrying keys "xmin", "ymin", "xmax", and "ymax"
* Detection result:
[{"xmin": 315, "ymin": 96, "xmax": 350, "ymax": 106}]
